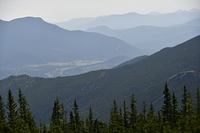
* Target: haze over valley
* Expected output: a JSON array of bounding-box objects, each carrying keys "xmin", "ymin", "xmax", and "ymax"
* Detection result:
[
  {"xmin": 0, "ymin": 9, "xmax": 200, "ymax": 79},
  {"xmin": 0, "ymin": 0, "xmax": 200, "ymax": 132}
]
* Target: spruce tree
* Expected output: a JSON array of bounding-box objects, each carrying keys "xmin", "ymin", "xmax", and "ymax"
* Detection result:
[
  {"xmin": 88, "ymin": 107, "xmax": 94, "ymax": 133},
  {"xmin": 181, "ymin": 85, "xmax": 188, "ymax": 116},
  {"xmin": 6, "ymin": 90, "xmax": 19, "ymax": 132},
  {"xmin": 123, "ymin": 101, "xmax": 129, "ymax": 128},
  {"xmin": 18, "ymin": 89, "xmax": 37, "ymax": 133},
  {"xmin": 142, "ymin": 101, "xmax": 147, "ymax": 120},
  {"xmin": 50, "ymin": 97, "xmax": 63, "ymax": 133},
  {"xmin": 0, "ymin": 95, "xmax": 6, "ymax": 124},
  {"xmin": 145, "ymin": 103, "xmax": 157, "ymax": 132},
  {"xmin": 69, "ymin": 111, "xmax": 76, "ymax": 132},
  {"xmin": 129, "ymin": 94, "xmax": 137, "ymax": 131},
  {"xmin": 0, "ymin": 95, "xmax": 10, "ymax": 132},
  {"xmin": 109, "ymin": 100, "xmax": 123, "ymax": 132},
  {"xmin": 161, "ymin": 83, "xmax": 172, "ymax": 123},
  {"xmin": 72, "ymin": 99, "xmax": 81, "ymax": 132},
  {"xmin": 171, "ymin": 92, "xmax": 179, "ymax": 125},
  {"xmin": 61, "ymin": 104, "xmax": 68, "ymax": 132},
  {"xmin": 196, "ymin": 87, "xmax": 200, "ymax": 115}
]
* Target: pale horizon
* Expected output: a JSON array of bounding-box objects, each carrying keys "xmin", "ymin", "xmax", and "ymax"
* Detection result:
[{"xmin": 0, "ymin": 0, "xmax": 200, "ymax": 23}]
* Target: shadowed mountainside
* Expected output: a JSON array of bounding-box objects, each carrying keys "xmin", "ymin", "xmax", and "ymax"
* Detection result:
[{"xmin": 0, "ymin": 36, "xmax": 199, "ymax": 124}]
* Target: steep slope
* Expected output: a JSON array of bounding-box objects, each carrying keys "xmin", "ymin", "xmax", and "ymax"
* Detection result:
[
  {"xmin": 0, "ymin": 17, "xmax": 138, "ymax": 79},
  {"xmin": 0, "ymin": 36, "xmax": 200, "ymax": 124},
  {"xmin": 87, "ymin": 25, "xmax": 200, "ymax": 54},
  {"xmin": 57, "ymin": 9, "xmax": 200, "ymax": 30},
  {"xmin": 114, "ymin": 55, "xmax": 148, "ymax": 68}
]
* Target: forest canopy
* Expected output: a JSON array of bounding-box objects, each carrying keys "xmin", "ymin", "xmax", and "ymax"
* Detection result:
[{"xmin": 0, "ymin": 84, "xmax": 200, "ymax": 133}]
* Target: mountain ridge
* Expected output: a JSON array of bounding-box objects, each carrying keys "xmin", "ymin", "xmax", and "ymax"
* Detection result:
[
  {"xmin": 0, "ymin": 17, "xmax": 138, "ymax": 79},
  {"xmin": 56, "ymin": 9, "xmax": 200, "ymax": 30},
  {"xmin": 86, "ymin": 23, "xmax": 200, "ymax": 54},
  {"xmin": 1, "ymin": 36, "xmax": 199, "ymax": 123}
]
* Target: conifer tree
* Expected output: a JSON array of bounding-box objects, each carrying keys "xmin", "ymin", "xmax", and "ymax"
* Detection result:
[
  {"xmin": 39, "ymin": 122, "xmax": 48, "ymax": 133},
  {"xmin": 181, "ymin": 85, "xmax": 188, "ymax": 116},
  {"xmin": 61, "ymin": 104, "xmax": 68, "ymax": 132},
  {"xmin": 123, "ymin": 101, "xmax": 129, "ymax": 128},
  {"xmin": 0, "ymin": 95, "xmax": 10, "ymax": 132},
  {"xmin": 161, "ymin": 83, "xmax": 172, "ymax": 123},
  {"xmin": 109, "ymin": 100, "xmax": 123, "ymax": 132},
  {"xmin": 0, "ymin": 95, "xmax": 6, "ymax": 124},
  {"xmin": 177, "ymin": 91, "xmax": 195, "ymax": 132},
  {"xmin": 142, "ymin": 101, "xmax": 147, "ymax": 120},
  {"xmin": 6, "ymin": 90, "xmax": 19, "ymax": 132},
  {"xmin": 145, "ymin": 103, "xmax": 157, "ymax": 132},
  {"xmin": 93, "ymin": 119, "xmax": 101, "ymax": 133},
  {"xmin": 72, "ymin": 99, "xmax": 81, "ymax": 132},
  {"xmin": 171, "ymin": 92, "xmax": 179, "ymax": 125},
  {"xmin": 88, "ymin": 107, "xmax": 94, "ymax": 133},
  {"xmin": 129, "ymin": 94, "xmax": 137, "ymax": 131},
  {"xmin": 69, "ymin": 111, "xmax": 76, "ymax": 132},
  {"xmin": 196, "ymin": 87, "xmax": 200, "ymax": 115},
  {"xmin": 50, "ymin": 97, "xmax": 63, "ymax": 133},
  {"xmin": 18, "ymin": 89, "xmax": 37, "ymax": 133}
]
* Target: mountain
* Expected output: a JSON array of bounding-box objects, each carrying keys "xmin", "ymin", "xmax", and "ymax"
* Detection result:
[
  {"xmin": 0, "ymin": 17, "xmax": 138, "ymax": 79},
  {"xmin": 56, "ymin": 17, "xmax": 95, "ymax": 31},
  {"xmin": 114, "ymin": 55, "xmax": 148, "ymax": 68},
  {"xmin": 179, "ymin": 17, "xmax": 200, "ymax": 26},
  {"xmin": 0, "ymin": 36, "xmax": 199, "ymax": 124},
  {"xmin": 56, "ymin": 9, "xmax": 200, "ymax": 30},
  {"xmin": 86, "ymin": 24, "xmax": 200, "ymax": 54}
]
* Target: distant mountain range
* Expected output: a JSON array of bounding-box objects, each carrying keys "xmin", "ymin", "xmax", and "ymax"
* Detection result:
[
  {"xmin": 56, "ymin": 9, "xmax": 200, "ymax": 30},
  {"xmin": 1, "ymin": 36, "xmax": 199, "ymax": 124},
  {"xmin": 0, "ymin": 17, "xmax": 138, "ymax": 79},
  {"xmin": 86, "ymin": 19, "xmax": 200, "ymax": 54}
]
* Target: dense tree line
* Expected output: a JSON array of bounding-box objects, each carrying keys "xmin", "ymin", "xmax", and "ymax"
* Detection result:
[{"xmin": 0, "ymin": 84, "xmax": 200, "ymax": 133}]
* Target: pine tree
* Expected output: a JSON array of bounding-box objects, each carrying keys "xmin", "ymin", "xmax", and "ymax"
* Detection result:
[
  {"xmin": 109, "ymin": 100, "xmax": 123, "ymax": 132},
  {"xmin": 129, "ymin": 94, "xmax": 137, "ymax": 131},
  {"xmin": 196, "ymin": 87, "xmax": 200, "ymax": 115},
  {"xmin": 69, "ymin": 111, "xmax": 76, "ymax": 132},
  {"xmin": 145, "ymin": 103, "xmax": 157, "ymax": 133},
  {"xmin": 18, "ymin": 89, "xmax": 37, "ymax": 133},
  {"xmin": 61, "ymin": 104, "xmax": 68, "ymax": 133},
  {"xmin": 161, "ymin": 83, "xmax": 172, "ymax": 123},
  {"xmin": 72, "ymin": 99, "xmax": 81, "ymax": 133},
  {"xmin": 0, "ymin": 95, "xmax": 10, "ymax": 132},
  {"xmin": 88, "ymin": 107, "xmax": 94, "ymax": 133},
  {"xmin": 39, "ymin": 122, "xmax": 48, "ymax": 133},
  {"xmin": 93, "ymin": 119, "xmax": 101, "ymax": 133},
  {"xmin": 181, "ymin": 85, "xmax": 188, "ymax": 116},
  {"xmin": 6, "ymin": 90, "xmax": 19, "ymax": 132},
  {"xmin": 135, "ymin": 101, "xmax": 147, "ymax": 132},
  {"xmin": 171, "ymin": 92, "xmax": 179, "ymax": 126},
  {"xmin": 123, "ymin": 101, "xmax": 129, "ymax": 129},
  {"xmin": 50, "ymin": 97, "xmax": 63, "ymax": 133},
  {"xmin": 177, "ymin": 91, "xmax": 195, "ymax": 132},
  {"xmin": 142, "ymin": 101, "xmax": 147, "ymax": 120}
]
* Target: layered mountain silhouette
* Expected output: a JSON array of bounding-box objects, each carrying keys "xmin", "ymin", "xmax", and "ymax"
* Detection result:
[
  {"xmin": 0, "ymin": 17, "xmax": 138, "ymax": 79},
  {"xmin": 56, "ymin": 9, "xmax": 200, "ymax": 30},
  {"xmin": 86, "ymin": 18, "xmax": 200, "ymax": 54},
  {"xmin": 1, "ymin": 36, "xmax": 199, "ymax": 124}
]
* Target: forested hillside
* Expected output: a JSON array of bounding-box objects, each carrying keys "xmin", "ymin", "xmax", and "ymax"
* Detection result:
[
  {"xmin": 0, "ymin": 36, "xmax": 200, "ymax": 125},
  {"xmin": 0, "ymin": 85, "xmax": 200, "ymax": 132}
]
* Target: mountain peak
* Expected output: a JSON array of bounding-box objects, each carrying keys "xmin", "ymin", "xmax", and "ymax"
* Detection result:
[{"xmin": 9, "ymin": 17, "xmax": 46, "ymax": 26}]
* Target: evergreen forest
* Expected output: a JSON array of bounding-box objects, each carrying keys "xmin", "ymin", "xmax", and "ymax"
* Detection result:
[{"xmin": 0, "ymin": 84, "xmax": 200, "ymax": 133}]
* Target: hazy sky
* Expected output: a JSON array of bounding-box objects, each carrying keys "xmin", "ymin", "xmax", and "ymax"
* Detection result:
[{"xmin": 0, "ymin": 0, "xmax": 200, "ymax": 23}]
